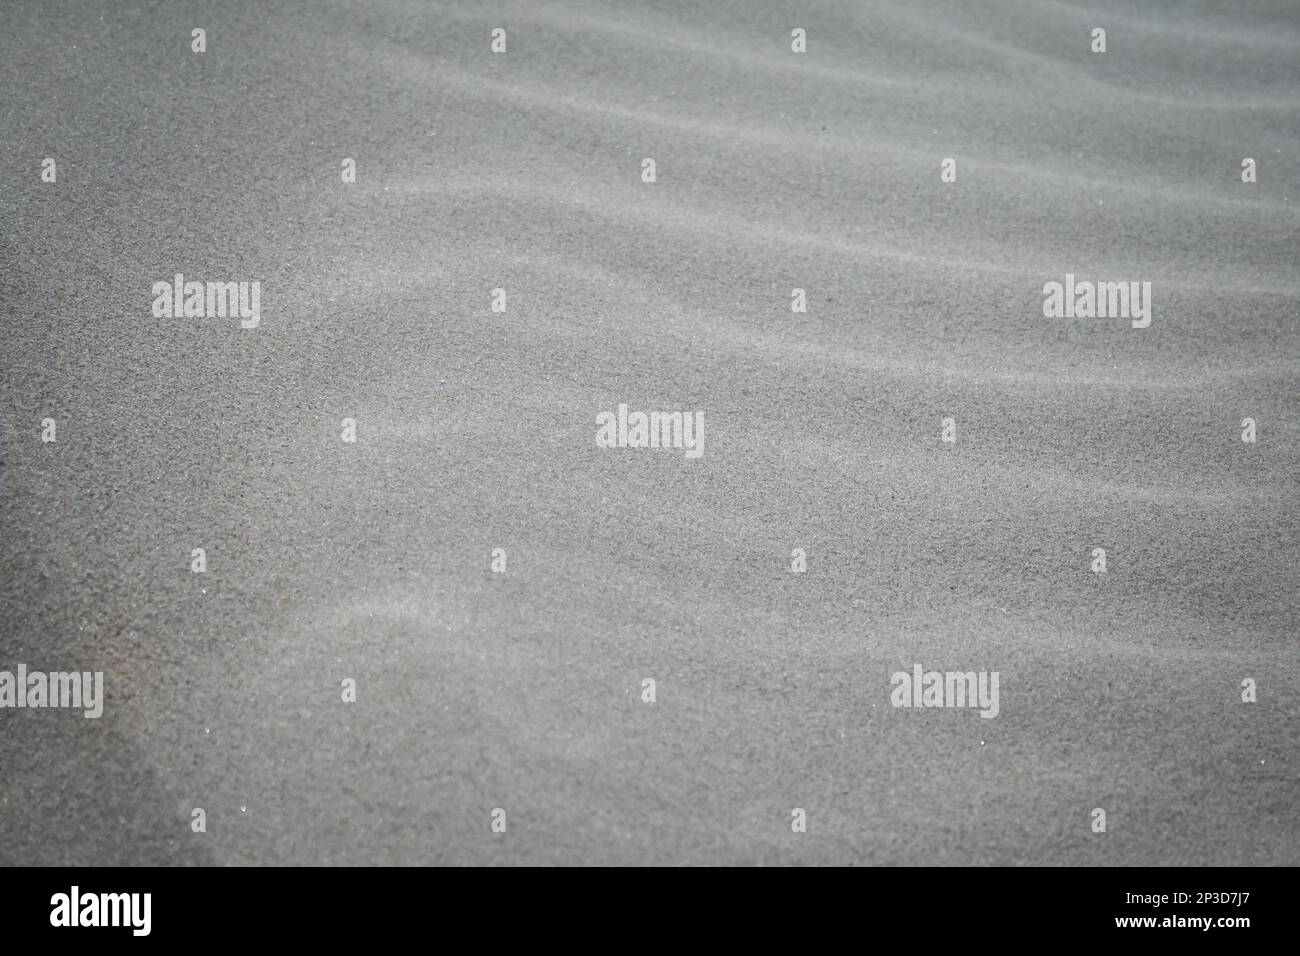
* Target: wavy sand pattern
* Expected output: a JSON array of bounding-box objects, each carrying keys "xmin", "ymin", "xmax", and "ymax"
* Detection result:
[{"xmin": 1, "ymin": 0, "xmax": 1297, "ymax": 864}]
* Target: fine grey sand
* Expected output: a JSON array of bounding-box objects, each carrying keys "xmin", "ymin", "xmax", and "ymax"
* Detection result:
[{"xmin": 1, "ymin": 0, "xmax": 1297, "ymax": 865}]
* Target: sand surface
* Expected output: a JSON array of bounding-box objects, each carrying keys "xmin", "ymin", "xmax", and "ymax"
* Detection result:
[{"xmin": 1, "ymin": 0, "xmax": 1297, "ymax": 865}]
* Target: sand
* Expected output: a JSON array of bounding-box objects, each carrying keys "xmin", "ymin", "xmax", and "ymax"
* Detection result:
[{"xmin": 1, "ymin": 0, "xmax": 1297, "ymax": 865}]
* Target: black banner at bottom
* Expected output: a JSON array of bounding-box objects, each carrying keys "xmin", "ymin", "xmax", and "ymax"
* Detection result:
[{"xmin": 0, "ymin": 866, "xmax": 1285, "ymax": 943}]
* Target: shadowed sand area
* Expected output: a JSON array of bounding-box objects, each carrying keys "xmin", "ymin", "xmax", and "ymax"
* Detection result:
[{"xmin": 1, "ymin": 0, "xmax": 1297, "ymax": 864}]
